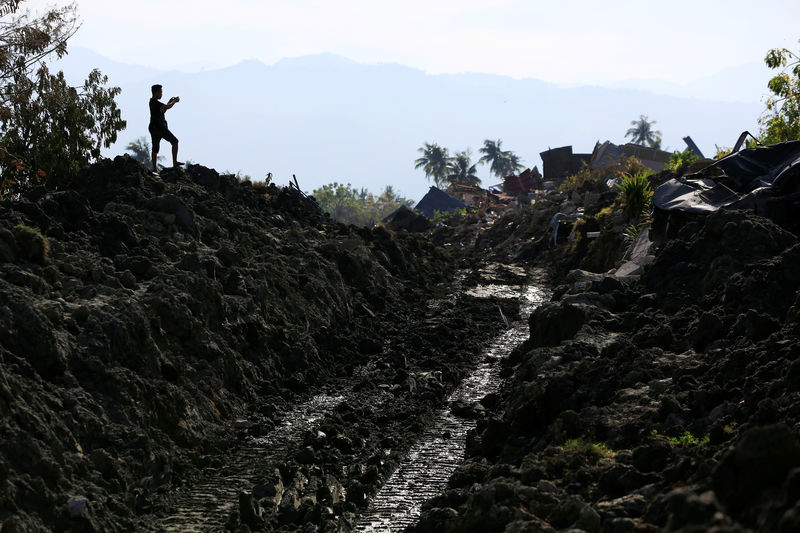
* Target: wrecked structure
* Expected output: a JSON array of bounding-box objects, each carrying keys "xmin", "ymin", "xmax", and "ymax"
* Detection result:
[
  {"xmin": 503, "ymin": 167, "xmax": 543, "ymax": 195},
  {"xmin": 590, "ymin": 141, "xmax": 672, "ymax": 172},
  {"xmin": 539, "ymin": 146, "xmax": 592, "ymax": 185},
  {"xmin": 653, "ymin": 138, "xmax": 800, "ymax": 235},
  {"xmin": 414, "ymin": 186, "xmax": 467, "ymax": 218},
  {"xmin": 447, "ymin": 183, "xmax": 492, "ymax": 206}
]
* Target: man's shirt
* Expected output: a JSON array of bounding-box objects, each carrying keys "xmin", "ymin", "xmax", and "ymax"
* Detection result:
[{"xmin": 149, "ymin": 98, "xmax": 167, "ymax": 130}]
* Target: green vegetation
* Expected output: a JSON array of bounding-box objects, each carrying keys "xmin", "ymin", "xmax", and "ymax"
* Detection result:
[
  {"xmin": 651, "ymin": 429, "xmax": 710, "ymax": 447},
  {"xmin": 625, "ymin": 115, "xmax": 662, "ymax": 148},
  {"xmin": 615, "ymin": 171, "xmax": 653, "ymax": 220},
  {"xmin": 126, "ymin": 137, "xmax": 163, "ymax": 166},
  {"xmin": 12, "ymin": 224, "xmax": 48, "ymax": 263},
  {"xmin": 0, "ymin": 2, "xmax": 125, "ymax": 197},
  {"xmin": 415, "ymin": 139, "xmax": 525, "ymax": 188},
  {"xmin": 312, "ymin": 183, "xmax": 413, "ymax": 227},
  {"xmin": 560, "ymin": 438, "xmax": 616, "ymax": 459},
  {"xmin": 558, "ymin": 156, "xmax": 650, "ymax": 194},
  {"xmin": 447, "ymin": 150, "xmax": 481, "ymax": 186},
  {"xmin": 760, "ymin": 40, "xmax": 800, "ymax": 144},
  {"xmin": 432, "ymin": 207, "xmax": 467, "ymax": 223},
  {"xmin": 665, "ymin": 149, "xmax": 702, "ymax": 172},
  {"xmin": 478, "ymin": 139, "xmax": 524, "ymax": 179},
  {"xmin": 415, "ymin": 142, "xmax": 451, "ymax": 188},
  {"xmin": 615, "ymin": 170, "xmax": 654, "ymax": 244}
]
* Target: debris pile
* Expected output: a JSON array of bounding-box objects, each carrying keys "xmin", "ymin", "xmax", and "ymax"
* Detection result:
[{"xmin": 412, "ymin": 207, "xmax": 800, "ymax": 532}]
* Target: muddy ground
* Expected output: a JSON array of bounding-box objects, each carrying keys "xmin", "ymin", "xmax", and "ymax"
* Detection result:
[
  {"xmin": 0, "ymin": 157, "xmax": 522, "ymax": 532},
  {"xmin": 412, "ymin": 207, "xmax": 800, "ymax": 532},
  {"xmin": 2, "ymin": 156, "xmax": 800, "ymax": 532}
]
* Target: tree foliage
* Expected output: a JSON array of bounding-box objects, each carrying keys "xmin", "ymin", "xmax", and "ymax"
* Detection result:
[
  {"xmin": 414, "ymin": 142, "xmax": 450, "ymax": 188},
  {"xmin": 127, "ymin": 136, "xmax": 162, "ymax": 165},
  {"xmin": 0, "ymin": 1, "xmax": 125, "ymax": 195},
  {"xmin": 312, "ymin": 182, "xmax": 414, "ymax": 227},
  {"xmin": 759, "ymin": 41, "xmax": 800, "ymax": 144},
  {"xmin": 446, "ymin": 150, "xmax": 481, "ymax": 186},
  {"xmin": 665, "ymin": 149, "xmax": 701, "ymax": 172},
  {"xmin": 625, "ymin": 115, "xmax": 662, "ymax": 148},
  {"xmin": 478, "ymin": 139, "xmax": 524, "ymax": 178}
]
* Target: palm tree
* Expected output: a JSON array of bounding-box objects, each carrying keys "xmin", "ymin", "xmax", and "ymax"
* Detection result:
[
  {"xmin": 625, "ymin": 115, "xmax": 662, "ymax": 147},
  {"xmin": 446, "ymin": 150, "xmax": 481, "ymax": 186},
  {"xmin": 381, "ymin": 184, "xmax": 396, "ymax": 203},
  {"xmin": 414, "ymin": 142, "xmax": 450, "ymax": 188},
  {"xmin": 126, "ymin": 136, "xmax": 163, "ymax": 166},
  {"xmin": 479, "ymin": 139, "xmax": 525, "ymax": 178}
]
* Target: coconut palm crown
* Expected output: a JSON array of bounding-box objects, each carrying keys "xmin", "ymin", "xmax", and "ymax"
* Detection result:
[
  {"xmin": 479, "ymin": 139, "xmax": 525, "ymax": 178},
  {"xmin": 414, "ymin": 142, "xmax": 451, "ymax": 188},
  {"xmin": 625, "ymin": 115, "xmax": 662, "ymax": 148}
]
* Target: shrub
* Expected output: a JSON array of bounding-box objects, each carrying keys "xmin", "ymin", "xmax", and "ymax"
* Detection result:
[
  {"xmin": 12, "ymin": 224, "xmax": 49, "ymax": 263},
  {"xmin": 615, "ymin": 172, "xmax": 653, "ymax": 220},
  {"xmin": 665, "ymin": 149, "xmax": 702, "ymax": 172},
  {"xmin": 561, "ymin": 438, "xmax": 616, "ymax": 459},
  {"xmin": 651, "ymin": 429, "xmax": 710, "ymax": 447}
]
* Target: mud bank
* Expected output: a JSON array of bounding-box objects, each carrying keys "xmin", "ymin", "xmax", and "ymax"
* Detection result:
[
  {"xmin": 413, "ymin": 208, "xmax": 800, "ymax": 532},
  {"xmin": 0, "ymin": 157, "xmax": 488, "ymax": 531}
]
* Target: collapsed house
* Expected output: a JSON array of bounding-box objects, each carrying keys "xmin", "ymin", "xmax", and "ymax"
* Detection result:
[
  {"xmin": 414, "ymin": 186, "xmax": 467, "ymax": 218},
  {"xmin": 447, "ymin": 183, "xmax": 492, "ymax": 206},
  {"xmin": 590, "ymin": 141, "xmax": 673, "ymax": 172},
  {"xmin": 652, "ymin": 137, "xmax": 800, "ymax": 235},
  {"xmin": 539, "ymin": 146, "xmax": 592, "ymax": 186},
  {"xmin": 503, "ymin": 167, "xmax": 543, "ymax": 195}
]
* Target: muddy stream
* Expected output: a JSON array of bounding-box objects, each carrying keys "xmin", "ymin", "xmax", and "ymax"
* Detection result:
[
  {"xmin": 353, "ymin": 284, "xmax": 547, "ymax": 532},
  {"xmin": 152, "ymin": 278, "xmax": 547, "ymax": 532}
]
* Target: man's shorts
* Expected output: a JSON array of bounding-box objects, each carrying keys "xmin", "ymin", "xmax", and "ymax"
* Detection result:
[{"xmin": 149, "ymin": 126, "xmax": 178, "ymax": 153}]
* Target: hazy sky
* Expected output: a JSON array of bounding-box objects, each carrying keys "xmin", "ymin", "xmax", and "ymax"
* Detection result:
[{"xmin": 24, "ymin": 0, "xmax": 800, "ymax": 84}]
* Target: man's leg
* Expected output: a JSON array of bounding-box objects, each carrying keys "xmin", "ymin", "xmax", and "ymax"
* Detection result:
[
  {"xmin": 171, "ymin": 140, "xmax": 182, "ymax": 167},
  {"xmin": 151, "ymin": 132, "xmax": 161, "ymax": 172},
  {"xmin": 163, "ymin": 129, "xmax": 182, "ymax": 167}
]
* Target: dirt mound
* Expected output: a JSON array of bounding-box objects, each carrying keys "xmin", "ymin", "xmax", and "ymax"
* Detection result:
[
  {"xmin": 383, "ymin": 205, "xmax": 432, "ymax": 233},
  {"xmin": 0, "ymin": 156, "xmax": 456, "ymax": 531},
  {"xmin": 412, "ymin": 208, "xmax": 800, "ymax": 532}
]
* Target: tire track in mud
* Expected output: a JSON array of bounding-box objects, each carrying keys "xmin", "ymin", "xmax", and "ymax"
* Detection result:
[
  {"xmin": 154, "ymin": 393, "xmax": 343, "ymax": 532},
  {"xmin": 142, "ymin": 273, "xmax": 545, "ymax": 532},
  {"xmin": 354, "ymin": 285, "xmax": 547, "ymax": 532}
]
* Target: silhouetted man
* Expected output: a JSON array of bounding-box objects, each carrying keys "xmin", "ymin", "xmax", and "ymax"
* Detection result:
[{"xmin": 149, "ymin": 84, "xmax": 182, "ymax": 172}]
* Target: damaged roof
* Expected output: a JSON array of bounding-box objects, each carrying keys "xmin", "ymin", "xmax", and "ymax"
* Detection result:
[{"xmin": 653, "ymin": 139, "xmax": 800, "ymax": 216}]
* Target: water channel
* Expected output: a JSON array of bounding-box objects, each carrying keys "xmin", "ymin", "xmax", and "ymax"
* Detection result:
[
  {"xmin": 354, "ymin": 283, "xmax": 548, "ymax": 531},
  {"xmin": 154, "ymin": 280, "xmax": 547, "ymax": 532}
]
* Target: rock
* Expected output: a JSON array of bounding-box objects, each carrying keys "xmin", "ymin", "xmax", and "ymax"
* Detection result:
[
  {"xmin": 67, "ymin": 496, "xmax": 89, "ymax": 518},
  {"xmin": 451, "ymin": 400, "xmax": 486, "ymax": 419},
  {"xmin": 527, "ymin": 301, "xmax": 586, "ymax": 347},
  {"xmin": 12, "ymin": 224, "xmax": 49, "ymax": 264},
  {"xmin": 595, "ymin": 493, "xmax": 648, "ymax": 519},
  {"xmin": 664, "ymin": 488, "xmax": 721, "ymax": 530},
  {"xmin": 576, "ymin": 503, "xmax": 602, "ymax": 532},
  {"xmin": 631, "ymin": 440, "xmax": 672, "ymax": 473},
  {"xmin": 296, "ymin": 446, "xmax": 316, "ymax": 465},
  {"xmin": 238, "ymin": 491, "xmax": 262, "ymax": 526},
  {"xmin": 414, "ymin": 507, "xmax": 458, "ymax": 533},
  {"xmin": 712, "ymin": 423, "xmax": 800, "ymax": 512}
]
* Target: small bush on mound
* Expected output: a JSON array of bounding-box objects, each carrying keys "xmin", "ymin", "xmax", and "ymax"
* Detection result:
[
  {"xmin": 665, "ymin": 149, "xmax": 702, "ymax": 172},
  {"xmin": 615, "ymin": 171, "xmax": 653, "ymax": 220},
  {"xmin": 560, "ymin": 438, "xmax": 616, "ymax": 459},
  {"xmin": 12, "ymin": 224, "xmax": 49, "ymax": 264},
  {"xmin": 651, "ymin": 429, "xmax": 710, "ymax": 447},
  {"xmin": 558, "ymin": 156, "xmax": 653, "ymax": 195}
]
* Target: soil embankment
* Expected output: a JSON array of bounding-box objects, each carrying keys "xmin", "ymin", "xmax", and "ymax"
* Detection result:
[
  {"xmin": 413, "ymin": 208, "xmax": 800, "ymax": 532},
  {"xmin": 0, "ymin": 158, "xmax": 514, "ymax": 531},
  {"xmin": 4, "ymin": 155, "xmax": 800, "ymax": 532}
]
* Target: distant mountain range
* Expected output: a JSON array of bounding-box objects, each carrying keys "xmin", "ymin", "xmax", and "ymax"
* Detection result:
[{"xmin": 51, "ymin": 48, "xmax": 765, "ymax": 202}]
